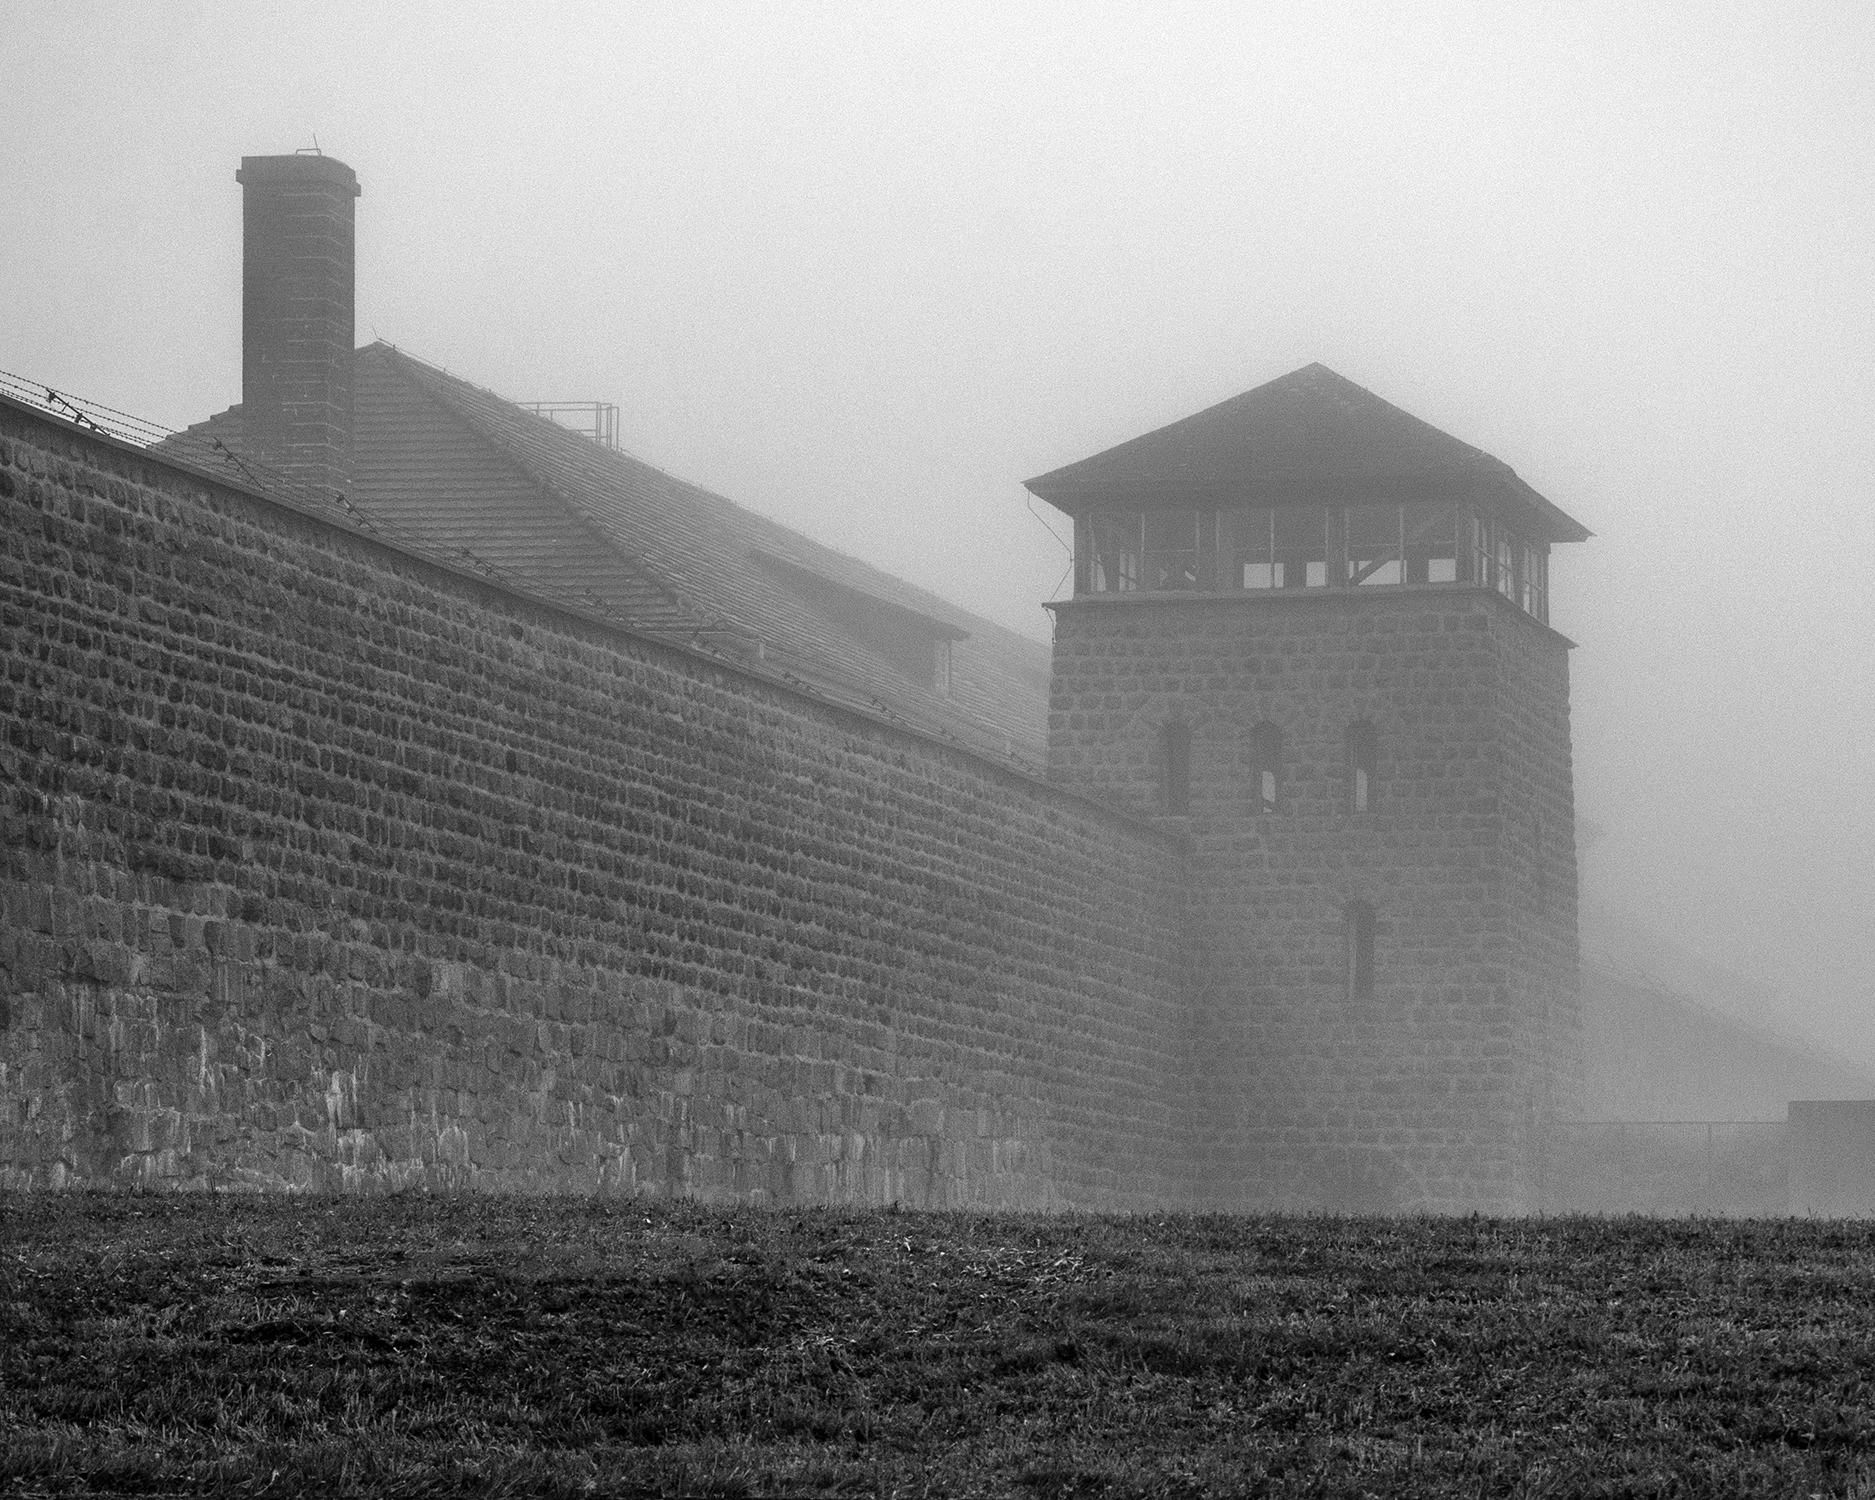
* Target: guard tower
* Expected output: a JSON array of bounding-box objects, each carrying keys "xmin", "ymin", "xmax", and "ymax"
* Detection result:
[{"xmin": 1028, "ymin": 364, "xmax": 1590, "ymax": 1212}]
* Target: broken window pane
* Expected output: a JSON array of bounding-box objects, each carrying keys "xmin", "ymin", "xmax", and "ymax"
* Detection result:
[{"xmin": 1142, "ymin": 509, "xmax": 1201, "ymax": 591}]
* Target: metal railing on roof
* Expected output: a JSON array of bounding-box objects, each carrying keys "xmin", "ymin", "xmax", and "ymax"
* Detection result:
[{"xmin": 518, "ymin": 401, "xmax": 619, "ymax": 450}]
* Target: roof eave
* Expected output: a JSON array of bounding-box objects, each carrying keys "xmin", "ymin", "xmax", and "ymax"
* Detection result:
[{"xmin": 1027, "ymin": 471, "xmax": 1590, "ymax": 544}]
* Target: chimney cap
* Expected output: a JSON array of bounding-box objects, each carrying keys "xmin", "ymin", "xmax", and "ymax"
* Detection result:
[{"xmin": 235, "ymin": 153, "xmax": 361, "ymax": 197}]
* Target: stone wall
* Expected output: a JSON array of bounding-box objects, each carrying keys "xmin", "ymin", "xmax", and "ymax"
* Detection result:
[
  {"xmin": 1047, "ymin": 587, "xmax": 1579, "ymax": 1213},
  {"xmin": 0, "ymin": 401, "xmax": 1193, "ymax": 1206}
]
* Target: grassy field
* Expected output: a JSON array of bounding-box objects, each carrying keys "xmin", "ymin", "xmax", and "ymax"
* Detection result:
[{"xmin": 4, "ymin": 1197, "xmax": 1875, "ymax": 1497}]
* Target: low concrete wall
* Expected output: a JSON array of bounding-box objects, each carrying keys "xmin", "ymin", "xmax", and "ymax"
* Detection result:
[
  {"xmin": 1543, "ymin": 1121, "xmax": 1789, "ymax": 1216},
  {"xmin": 1788, "ymin": 1101, "xmax": 1875, "ymax": 1216}
]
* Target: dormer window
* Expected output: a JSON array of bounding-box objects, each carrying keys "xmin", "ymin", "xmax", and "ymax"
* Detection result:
[{"xmin": 747, "ymin": 549, "xmax": 969, "ymax": 691}]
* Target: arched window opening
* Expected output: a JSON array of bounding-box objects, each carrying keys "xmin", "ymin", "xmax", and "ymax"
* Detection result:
[
  {"xmin": 1161, "ymin": 721, "xmax": 1192, "ymax": 814},
  {"xmin": 1346, "ymin": 900, "xmax": 1376, "ymax": 1000},
  {"xmin": 1250, "ymin": 722, "xmax": 1282, "ymax": 813},
  {"xmin": 1346, "ymin": 722, "xmax": 1377, "ymax": 813}
]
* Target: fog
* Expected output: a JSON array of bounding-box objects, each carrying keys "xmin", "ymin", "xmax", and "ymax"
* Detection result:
[{"xmin": 5, "ymin": 3, "xmax": 1871, "ymax": 1071}]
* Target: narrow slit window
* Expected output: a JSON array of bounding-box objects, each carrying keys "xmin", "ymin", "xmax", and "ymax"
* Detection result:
[
  {"xmin": 1162, "ymin": 721, "xmax": 1192, "ymax": 814},
  {"xmin": 1250, "ymin": 721, "xmax": 1282, "ymax": 812},
  {"xmin": 1347, "ymin": 721, "xmax": 1377, "ymax": 812},
  {"xmin": 1345, "ymin": 900, "xmax": 1376, "ymax": 999}
]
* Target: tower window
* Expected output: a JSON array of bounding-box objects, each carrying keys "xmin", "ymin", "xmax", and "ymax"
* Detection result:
[
  {"xmin": 1403, "ymin": 502, "xmax": 1460, "ymax": 583},
  {"xmin": 1520, "ymin": 543, "xmax": 1548, "ymax": 623},
  {"xmin": 1083, "ymin": 509, "xmax": 1206, "ymax": 592},
  {"xmin": 1162, "ymin": 721, "xmax": 1192, "ymax": 814},
  {"xmin": 1089, "ymin": 512, "xmax": 1142, "ymax": 592},
  {"xmin": 1274, "ymin": 505, "xmax": 1330, "ymax": 588},
  {"xmin": 1344, "ymin": 504, "xmax": 1403, "ymax": 586},
  {"xmin": 1345, "ymin": 899, "xmax": 1376, "ymax": 999},
  {"xmin": 1346, "ymin": 722, "xmax": 1377, "ymax": 812},
  {"xmin": 1250, "ymin": 722, "xmax": 1282, "ymax": 812},
  {"xmin": 1142, "ymin": 509, "xmax": 1202, "ymax": 591},
  {"xmin": 1226, "ymin": 506, "xmax": 1330, "ymax": 589},
  {"xmin": 1471, "ymin": 515, "xmax": 1494, "ymax": 590}
]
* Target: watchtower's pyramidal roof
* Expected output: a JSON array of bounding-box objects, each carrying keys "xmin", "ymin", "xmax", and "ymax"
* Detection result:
[{"xmin": 1026, "ymin": 363, "xmax": 1590, "ymax": 543}]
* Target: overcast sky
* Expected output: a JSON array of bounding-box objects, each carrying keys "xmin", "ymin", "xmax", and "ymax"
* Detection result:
[{"xmin": 5, "ymin": 2, "xmax": 1872, "ymax": 1071}]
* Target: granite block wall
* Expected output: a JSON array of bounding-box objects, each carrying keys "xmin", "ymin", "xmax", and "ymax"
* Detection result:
[
  {"xmin": 0, "ymin": 401, "xmax": 1193, "ymax": 1206},
  {"xmin": 1047, "ymin": 587, "xmax": 1579, "ymax": 1213}
]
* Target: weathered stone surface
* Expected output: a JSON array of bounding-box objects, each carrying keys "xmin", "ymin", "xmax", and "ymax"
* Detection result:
[
  {"xmin": 0, "ymin": 399, "xmax": 1583, "ymax": 1213},
  {"xmin": 1047, "ymin": 589, "xmax": 1579, "ymax": 1213},
  {"xmin": 0, "ymin": 406, "xmax": 1191, "ymax": 1207}
]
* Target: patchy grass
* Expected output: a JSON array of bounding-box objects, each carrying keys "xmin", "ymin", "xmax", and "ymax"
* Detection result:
[{"xmin": 4, "ymin": 1197, "xmax": 1875, "ymax": 1496}]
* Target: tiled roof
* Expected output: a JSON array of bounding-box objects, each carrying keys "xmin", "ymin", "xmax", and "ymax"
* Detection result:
[
  {"xmin": 165, "ymin": 343, "xmax": 1052, "ymax": 765},
  {"xmin": 1026, "ymin": 362, "xmax": 1590, "ymax": 543}
]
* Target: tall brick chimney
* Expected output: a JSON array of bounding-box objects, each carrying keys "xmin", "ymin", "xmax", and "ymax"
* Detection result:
[{"xmin": 235, "ymin": 152, "xmax": 361, "ymax": 501}]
